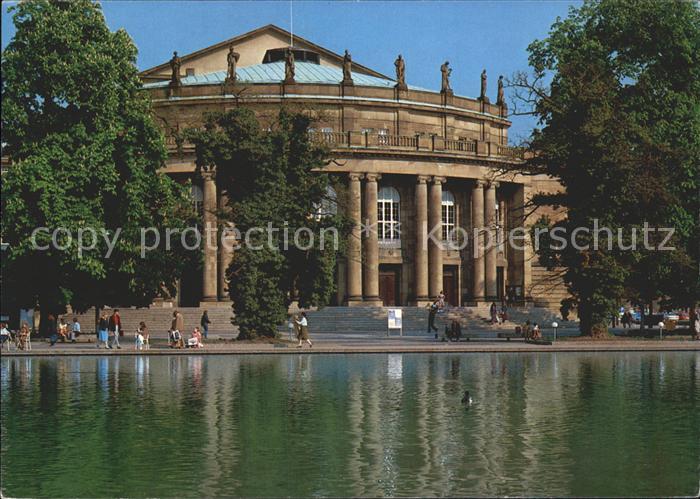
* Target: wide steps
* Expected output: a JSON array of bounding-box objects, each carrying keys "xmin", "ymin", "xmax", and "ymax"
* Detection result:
[{"xmin": 67, "ymin": 306, "xmax": 237, "ymax": 337}]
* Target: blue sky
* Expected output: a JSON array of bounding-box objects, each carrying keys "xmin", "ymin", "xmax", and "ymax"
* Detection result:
[{"xmin": 2, "ymin": 1, "xmax": 580, "ymax": 141}]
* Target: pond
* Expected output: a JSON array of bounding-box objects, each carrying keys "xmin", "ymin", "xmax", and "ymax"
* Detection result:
[{"xmin": 1, "ymin": 352, "xmax": 699, "ymax": 497}]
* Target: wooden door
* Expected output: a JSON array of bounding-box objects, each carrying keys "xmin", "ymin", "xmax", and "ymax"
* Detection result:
[
  {"xmin": 379, "ymin": 268, "xmax": 399, "ymax": 306},
  {"xmin": 442, "ymin": 267, "xmax": 458, "ymax": 306}
]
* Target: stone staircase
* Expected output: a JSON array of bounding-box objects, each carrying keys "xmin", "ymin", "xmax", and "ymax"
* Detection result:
[
  {"xmin": 282, "ymin": 306, "xmax": 507, "ymax": 336},
  {"xmin": 281, "ymin": 305, "xmax": 579, "ymax": 336},
  {"xmin": 67, "ymin": 306, "xmax": 237, "ymax": 337},
  {"xmin": 64, "ymin": 305, "xmax": 577, "ymax": 339}
]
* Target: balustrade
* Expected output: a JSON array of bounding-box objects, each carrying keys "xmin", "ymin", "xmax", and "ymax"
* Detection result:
[{"xmin": 168, "ymin": 130, "xmax": 523, "ymax": 161}]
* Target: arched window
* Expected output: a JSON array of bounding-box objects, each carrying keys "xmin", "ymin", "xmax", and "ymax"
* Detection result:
[
  {"xmin": 190, "ymin": 184, "xmax": 203, "ymax": 216},
  {"xmin": 442, "ymin": 190, "xmax": 456, "ymax": 242},
  {"xmin": 378, "ymin": 186, "xmax": 401, "ymax": 243},
  {"xmin": 314, "ymin": 185, "xmax": 338, "ymax": 219}
]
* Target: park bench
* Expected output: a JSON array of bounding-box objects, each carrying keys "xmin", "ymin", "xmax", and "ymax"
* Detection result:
[
  {"xmin": 497, "ymin": 332, "xmax": 524, "ymax": 341},
  {"xmin": 525, "ymin": 338, "xmax": 552, "ymax": 345}
]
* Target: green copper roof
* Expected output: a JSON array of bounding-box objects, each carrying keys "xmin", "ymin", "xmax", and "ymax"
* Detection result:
[{"xmin": 144, "ymin": 61, "xmax": 430, "ymax": 91}]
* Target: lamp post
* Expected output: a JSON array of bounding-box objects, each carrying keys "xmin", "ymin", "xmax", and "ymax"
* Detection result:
[
  {"xmin": 658, "ymin": 321, "xmax": 665, "ymax": 340},
  {"xmin": 552, "ymin": 322, "xmax": 559, "ymax": 342}
]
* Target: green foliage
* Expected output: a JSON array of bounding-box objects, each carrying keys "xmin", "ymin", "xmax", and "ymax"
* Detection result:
[
  {"xmin": 520, "ymin": 0, "xmax": 700, "ymax": 335},
  {"xmin": 188, "ymin": 108, "xmax": 350, "ymax": 338},
  {"xmin": 1, "ymin": 0, "xmax": 196, "ymax": 325}
]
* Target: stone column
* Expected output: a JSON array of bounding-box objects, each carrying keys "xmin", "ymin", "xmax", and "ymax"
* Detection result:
[
  {"xmin": 471, "ymin": 180, "xmax": 486, "ymax": 301},
  {"xmin": 201, "ymin": 169, "xmax": 218, "ymax": 303},
  {"xmin": 485, "ymin": 181, "xmax": 499, "ymax": 299},
  {"xmin": 428, "ymin": 177, "xmax": 445, "ymax": 300},
  {"xmin": 346, "ymin": 173, "xmax": 363, "ymax": 305},
  {"xmin": 217, "ymin": 191, "xmax": 234, "ymax": 301},
  {"xmin": 363, "ymin": 173, "xmax": 382, "ymax": 305},
  {"xmin": 414, "ymin": 175, "xmax": 430, "ymax": 305}
]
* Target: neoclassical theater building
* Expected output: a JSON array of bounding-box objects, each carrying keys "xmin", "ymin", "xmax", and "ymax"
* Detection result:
[{"xmin": 141, "ymin": 25, "xmax": 565, "ymax": 310}]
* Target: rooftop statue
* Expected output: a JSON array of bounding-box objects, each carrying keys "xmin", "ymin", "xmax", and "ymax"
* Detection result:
[
  {"xmin": 284, "ymin": 47, "xmax": 295, "ymax": 83},
  {"xmin": 226, "ymin": 45, "xmax": 240, "ymax": 83},
  {"xmin": 169, "ymin": 51, "xmax": 181, "ymax": 87},
  {"xmin": 342, "ymin": 49, "xmax": 353, "ymax": 85},
  {"xmin": 480, "ymin": 69, "xmax": 490, "ymax": 103},
  {"xmin": 441, "ymin": 61, "xmax": 451, "ymax": 93},
  {"xmin": 497, "ymin": 75, "xmax": 505, "ymax": 106},
  {"xmin": 395, "ymin": 54, "xmax": 407, "ymax": 90}
]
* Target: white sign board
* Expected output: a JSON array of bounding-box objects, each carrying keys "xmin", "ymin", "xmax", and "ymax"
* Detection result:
[{"xmin": 387, "ymin": 309, "xmax": 403, "ymax": 336}]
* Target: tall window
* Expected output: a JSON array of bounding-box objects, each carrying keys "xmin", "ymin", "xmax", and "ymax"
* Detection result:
[
  {"xmin": 191, "ymin": 184, "xmax": 203, "ymax": 216},
  {"xmin": 442, "ymin": 190, "xmax": 456, "ymax": 242},
  {"xmin": 314, "ymin": 185, "xmax": 338, "ymax": 220},
  {"xmin": 378, "ymin": 186, "xmax": 401, "ymax": 244}
]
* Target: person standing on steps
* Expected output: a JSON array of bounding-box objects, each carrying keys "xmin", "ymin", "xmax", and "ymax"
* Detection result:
[
  {"xmin": 71, "ymin": 317, "xmax": 80, "ymax": 343},
  {"xmin": 200, "ymin": 310, "xmax": 211, "ymax": 340},
  {"xmin": 427, "ymin": 301, "xmax": 439, "ymax": 337},
  {"xmin": 47, "ymin": 314, "xmax": 58, "ymax": 346},
  {"xmin": 108, "ymin": 309, "xmax": 122, "ymax": 349},
  {"xmin": 295, "ymin": 312, "xmax": 312, "ymax": 348}
]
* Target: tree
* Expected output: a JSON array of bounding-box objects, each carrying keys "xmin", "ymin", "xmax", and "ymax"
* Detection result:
[
  {"xmin": 187, "ymin": 108, "xmax": 350, "ymax": 338},
  {"xmin": 1, "ymin": 0, "xmax": 196, "ymax": 332},
  {"xmin": 511, "ymin": 0, "xmax": 700, "ymax": 336}
]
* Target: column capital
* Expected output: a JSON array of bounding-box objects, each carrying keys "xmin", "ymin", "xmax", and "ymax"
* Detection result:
[
  {"xmin": 364, "ymin": 173, "xmax": 381, "ymax": 182},
  {"xmin": 416, "ymin": 175, "xmax": 431, "ymax": 184},
  {"xmin": 431, "ymin": 176, "xmax": 447, "ymax": 185},
  {"xmin": 348, "ymin": 172, "xmax": 363, "ymax": 182},
  {"xmin": 474, "ymin": 179, "xmax": 487, "ymax": 188},
  {"xmin": 200, "ymin": 165, "xmax": 217, "ymax": 180},
  {"xmin": 488, "ymin": 180, "xmax": 500, "ymax": 188}
]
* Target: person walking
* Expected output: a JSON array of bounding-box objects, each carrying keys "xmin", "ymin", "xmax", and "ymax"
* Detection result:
[
  {"xmin": 295, "ymin": 312, "xmax": 312, "ymax": 348},
  {"xmin": 172, "ymin": 310, "xmax": 184, "ymax": 336},
  {"xmin": 71, "ymin": 317, "xmax": 80, "ymax": 343},
  {"xmin": 0, "ymin": 323, "xmax": 10, "ymax": 350},
  {"xmin": 108, "ymin": 310, "xmax": 122, "ymax": 349},
  {"xmin": 200, "ymin": 310, "xmax": 211, "ymax": 340},
  {"xmin": 427, "ymin": 301, "xmax": 439, "ymax": 337},
  {"xmin": 437, "ymin": 291, "xmax": 446, "ymax": 309},
  {"xmin": 98, "ymin": 313, "xmax": 109, "ymax": 348},
  {"xmin": 287, "ymin": 315, "xmax": 296, "ymax": 340},
  {"xmin": 490, "ymin": 302, "xmax": 499, "ymax": 324}
]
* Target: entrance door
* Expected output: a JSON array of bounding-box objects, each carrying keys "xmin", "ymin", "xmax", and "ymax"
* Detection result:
[
  {"xmin": 443, "ymin": 266, "xmax": 458, "ymax": 306},
  {"xmin": 379, "ymin": 265, "xmax": 400, "ymax": 306}
]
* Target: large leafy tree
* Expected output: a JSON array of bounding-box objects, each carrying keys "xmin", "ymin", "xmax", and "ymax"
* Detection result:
[
  {"xmin": 512, "ymin": 0, "xmax": 700, "ymax": 336},
  {"xmin": 1, "ymin": 0, "xmax": 195, "ymax": 332},
  {"xmin": 188, "ymin": 108, "xmax": 350, "ymax": 338}
]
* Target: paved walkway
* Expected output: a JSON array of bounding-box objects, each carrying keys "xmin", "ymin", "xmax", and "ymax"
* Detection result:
[{"xmin": 3, "ymin": 335, "xmax": 698, "ymax": 356}]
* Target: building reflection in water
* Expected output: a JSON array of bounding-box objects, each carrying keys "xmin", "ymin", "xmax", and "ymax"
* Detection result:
[{"xmin": 1, "ymin": 352, "xmax": 698, "ymax": 498}]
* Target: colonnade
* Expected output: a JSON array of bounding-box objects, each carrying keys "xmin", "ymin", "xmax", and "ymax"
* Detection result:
[
  {"xmin": 346, "ymin": 173, "xmax": 503, "ymax": 306},
  {"xmin": 198, "ymin": 170, "xmax": 508, "ymax": 306}
]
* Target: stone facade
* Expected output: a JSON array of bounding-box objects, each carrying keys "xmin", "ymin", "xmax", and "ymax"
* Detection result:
[{"xmin": 141, "ymin": 25, "xmax": 565, "ymax": 309}]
